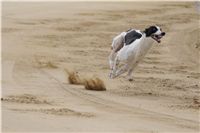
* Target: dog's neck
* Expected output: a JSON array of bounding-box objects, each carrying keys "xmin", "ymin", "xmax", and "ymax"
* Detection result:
[
  {"xmin": 144, "ymin": 34, "xmax": 154, "ymax": 44},
  {"xmin": 137, "ymin": 34, "xmax": 154, "ymax": 53},
  {"xmin": 139, "ymin": 30, "xmax": 154, "ymax": 44}
]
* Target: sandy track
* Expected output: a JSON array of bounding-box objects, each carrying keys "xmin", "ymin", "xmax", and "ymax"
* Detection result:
[
  {"xmin": 2, "ymin": 1, "xmax": 200, "ymax": 132},
  {"xmin": 42, "ymin": 69, "xmax": 198, "ymax": 128}
]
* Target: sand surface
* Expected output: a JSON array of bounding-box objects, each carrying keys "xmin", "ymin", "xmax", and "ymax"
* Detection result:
[{"xmin": 2, "ymin": 1, "xmax": 200, "ymax": 132}]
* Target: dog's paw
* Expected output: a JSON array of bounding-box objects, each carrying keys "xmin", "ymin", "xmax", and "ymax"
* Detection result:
[
  {"xmin": 128, "ymin": 78, "xmax": 133, "ymax": 82},
  {"xmin": 109, "ymin": 73, "xmax": 115, "ymax": 79},
  {"xmin": 126, "ymin": 76, "xmax": 133, "ymax": 81}
]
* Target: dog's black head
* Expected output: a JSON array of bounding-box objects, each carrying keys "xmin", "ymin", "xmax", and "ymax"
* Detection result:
[{"xmin": 144, "ymin": 26, "xmax": 166, "ymax": 43}]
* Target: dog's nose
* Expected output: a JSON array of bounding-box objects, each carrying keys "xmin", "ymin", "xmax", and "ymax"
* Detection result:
[{"xmin": 161, "ymin": 32, "xmax": 165, "ymax": 36}]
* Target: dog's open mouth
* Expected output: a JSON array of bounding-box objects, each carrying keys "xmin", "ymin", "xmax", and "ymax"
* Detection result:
[
  {"xmin": 151, "ymin": 34, "xmax": 162, "ymax": 43},
  {"xmin": 151, "ymin": 32, "xmax": 165, "ymax": 43}
]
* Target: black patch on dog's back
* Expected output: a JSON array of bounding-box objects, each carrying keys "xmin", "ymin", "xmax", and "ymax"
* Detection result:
[{"xmin": 125, "ymin": 30, "xmax": 142, "ymax": 45}]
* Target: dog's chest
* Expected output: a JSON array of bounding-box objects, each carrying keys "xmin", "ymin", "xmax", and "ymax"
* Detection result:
[{"xmin": 135, "ymin": 39, "xmax": 154, "ymax": 59}]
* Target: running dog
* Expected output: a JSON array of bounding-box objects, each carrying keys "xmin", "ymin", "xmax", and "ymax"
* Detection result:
[{"xmin": 109, "ymin": 25, "xmax": 165, "ymax": 81}]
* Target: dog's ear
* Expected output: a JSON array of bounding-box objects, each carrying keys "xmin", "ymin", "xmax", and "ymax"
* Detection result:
[
  {"xmin": 144, "ymin": 28, "xmax": 151, "ymax": 37},
  {"xmin": 144, "ymin": 26, "xmax": 157, "ymax": 37}
]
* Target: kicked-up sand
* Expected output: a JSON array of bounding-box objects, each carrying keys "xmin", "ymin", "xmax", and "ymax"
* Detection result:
[{"xmin": 2, "ymin": 1, "xmax": 200, "ymax": 132}]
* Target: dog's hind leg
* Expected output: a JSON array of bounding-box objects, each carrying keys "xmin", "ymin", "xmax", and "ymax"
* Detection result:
[
  {"xmin": 109, "ymin": 57, "xmax": 120, "ymax": 78},
  {"xmin": 109, "ymin": 51, "xmax": 116, "ymax": 70}
]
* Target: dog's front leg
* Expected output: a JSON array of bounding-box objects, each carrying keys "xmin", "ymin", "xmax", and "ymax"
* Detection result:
[
  {"xmin": 126, "ymin": 68, "xmax": 134, "ymax": 81},
  {"xmin": 114, "ymin": 64, "xmax": 129, "ymax": 78},
  {"xmin": 126, "ymin": 61, "xmax": 139, "ymax": 81}
]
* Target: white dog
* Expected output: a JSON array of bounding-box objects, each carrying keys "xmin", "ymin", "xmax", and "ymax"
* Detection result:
[{"xmin": 109, "ymin": 26, "xmax": 165, "ymax": 81}]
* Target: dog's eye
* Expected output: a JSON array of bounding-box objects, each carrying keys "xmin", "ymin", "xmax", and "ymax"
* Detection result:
[{"xmin": 150, "ymin": 26, "xmax": 157, "ymax": 32}]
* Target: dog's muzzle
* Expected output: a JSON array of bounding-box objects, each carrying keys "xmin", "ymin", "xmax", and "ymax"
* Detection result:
[{"xmin": 151, "ymin": 32, "xmax": 165, "ymax": 43}]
